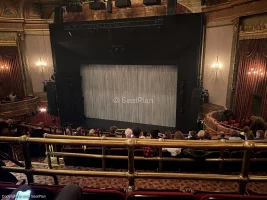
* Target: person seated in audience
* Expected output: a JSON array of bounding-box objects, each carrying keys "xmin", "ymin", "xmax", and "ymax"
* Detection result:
[
  {"xmin": 250, "ymin": 116, "xmax": 266, "ymax": 135},
  {"xmin": 187, "ymin": 131, "xmax": 198, "ymax": 140},
  {"xmin": 143, "ymin": 130, "xmax": 159, "ymax": 157},
  {"xmin": 197, "ymin": 130, "xmax": 211, "ymax": 140},
  {"xmin": 228, "ymin": 131, "xmax": 242, "ymax": 140},
  {"xmin": 239, "ymin": 126, "xmax": 250, "ymax": 140},
  {"xmin": 4, "ymin": 184, "xmax": 82, "ymax": 200},
  {"xmin": 8, "ymin": 92, "xmax": 17, "ymax": 102},
  {"xmin": 246, "ymin": 131, "xmax": 255, "ymax": 140},
  {"xmin": 73, "ymin": 126, "xmax": 85, "ymax": 136},
  {"xmin": 255, "ymin": 130, "xmax": 265, "ymax": 140},
  {"xmin": 125, "ymin": 128, "xmax": 133, "ymax": 138},
  {"xmin": 218, "ymin": 131, "xmax": 227, "ymax": 140},
  {"xmin": 163, "ymin": 131, "xmax": 185, "ymax": 157},
  {"xmin": 139, "ymin": 130, "xmax": 148, "ymax": 139},
  {"xmin": 88, "ymin": 129, "xmax": 95, "ymax": 136},
  {"xmin": 108, "ymin": 126, "xmax": 117, "ymax": 137},
  {"xmin": 65, "ymin": 126, "xmax": 72, "ymax": 135},
  {"xmin": 132, "ymin": 127, "xmax": 141, "ymax": 138},
  {"xmin": 164, "ymin": 131, "xmax": 172, "ymax": 139}
]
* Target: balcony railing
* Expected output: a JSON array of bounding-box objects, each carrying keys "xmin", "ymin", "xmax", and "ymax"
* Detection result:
[{"xmin": 1, "ymin": 135, "xmax": 267, "ymax": 194}]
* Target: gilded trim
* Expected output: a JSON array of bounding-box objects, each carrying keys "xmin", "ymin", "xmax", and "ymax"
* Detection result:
[
  {"xmin": 239, "ymin": 29, "xmax": 267, "ymax": 40},
  {"xmin": 206, "ymin": 19, "xmax": 233, "ymax": 28}
]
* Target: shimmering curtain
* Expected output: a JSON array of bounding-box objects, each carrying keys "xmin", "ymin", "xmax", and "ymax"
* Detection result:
[
  {"xmin": 81, "ymin": 65, "xmax": 177, "ymax": 127},
  {"xmin": 233, "ymin": 39, "xmax": 267, "ymax": 121},
  {"xmin": 0, "ymin": 46, "xmax": 24, "ymax": 98}
]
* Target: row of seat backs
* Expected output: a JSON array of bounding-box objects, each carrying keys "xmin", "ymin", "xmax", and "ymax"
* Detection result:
[
  {"xmin": 0, "ymin": 183, "xmax": 267, "ymax": 200},
  {"xmin": 62, "ymin": 147, "xmax": 267, "ymax": 159}
]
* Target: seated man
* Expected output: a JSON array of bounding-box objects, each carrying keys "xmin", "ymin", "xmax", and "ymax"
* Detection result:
[{"xmin": 250, "ymin": 116, "xmax": 266, "ymax": 135}]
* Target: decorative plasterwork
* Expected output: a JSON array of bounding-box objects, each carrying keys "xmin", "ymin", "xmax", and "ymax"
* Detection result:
[
  {"xmin": 204, "ymin": 0, "xmax": 267, "ymax": 22},
  {"xmin": 239, "ymin": 14, "xmax": 267, "ymax": 40}
]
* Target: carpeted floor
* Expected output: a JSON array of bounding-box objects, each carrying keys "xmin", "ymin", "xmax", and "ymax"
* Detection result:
[{"xmin": 3, "ymin": 159, "xmax": 267, "ymax": 193}]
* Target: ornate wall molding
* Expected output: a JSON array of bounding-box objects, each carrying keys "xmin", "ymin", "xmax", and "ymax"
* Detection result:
[
  {"xmin": 225, "ymin": 18, "xmax": 239, "ymax": 110},
  {"xmin": 204, "ymin": 0, "xmax": 267, "ymax": 22}
]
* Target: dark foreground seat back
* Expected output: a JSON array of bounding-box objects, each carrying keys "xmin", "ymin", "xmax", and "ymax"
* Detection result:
[
  {"xmin": 127, "ymin": 191, "xmax": 196, "ymax": 200},
  {"xmin": 83, "ymin": 188, "xmax": 125, "ymax": 200},
  {"xmin": 200, "ymin": 194, "xmax": 267, "ymax": 200}
]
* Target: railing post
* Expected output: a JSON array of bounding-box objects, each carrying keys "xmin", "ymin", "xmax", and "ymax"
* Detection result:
[
  {"xmin": 158, "ymin": 148, "xmax": 163, "ymax": 172},
  {"xmin": 238, "ymin": 141, "xmax": 253, "ymax": 194},
  {"xmin": 20, "ymin": 135, "xmax": 34, "ymax": 184},
  {"xmin": 46, "ymin": 144, "xmax": 53, "ymax": 169},
  {"xmin": 219, "ymin": 139, "xmax": 226, "ymax": 173},
  {"xmin": 102, "ymin": 146, "xmax": 106, "ymax": 171},
  {"xmin": 127, "ymin": 139, "xmax": 135, "ymax": 193}
]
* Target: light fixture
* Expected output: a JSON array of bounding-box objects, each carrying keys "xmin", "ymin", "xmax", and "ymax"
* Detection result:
[
  {"xmin": 40, "ymin": 107, "xmax": 47, "ymax": 112},
  {"xmin": 36, "ymin": 57, "xmax": 47, "ymax": 67},
  {"xmin": 212, "ymin": 56, "xmax": 221, "ymax": 74},
  {"xmin": 247, "ymin": 67, "xmax": 265, "ymax": 76}
]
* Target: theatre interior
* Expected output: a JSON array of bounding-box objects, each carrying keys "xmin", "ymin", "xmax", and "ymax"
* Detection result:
[{"xmin": 1, "ymin": 0, "xmax": 267, "ymax": 199}]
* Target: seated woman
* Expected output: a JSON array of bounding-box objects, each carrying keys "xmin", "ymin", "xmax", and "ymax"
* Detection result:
[
  {"xmin": 163, "ymin": 131, "xmax": 185, "ymax": 157},
  {"xmin": 197, "ymin": 130, "xmax": 211, "ymax": 140},
  {"xmin": 143, "ymin": 130, "xmax": 159, "ymax": 157}
]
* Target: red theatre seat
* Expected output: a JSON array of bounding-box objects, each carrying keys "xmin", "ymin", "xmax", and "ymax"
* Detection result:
[
  {"xmin": 127, "ymin": 191, "xmax": 196, "ymax": 200},
  {"xmin": 200, "ymin": 194, "xmax": 267, "ymax": 200}
]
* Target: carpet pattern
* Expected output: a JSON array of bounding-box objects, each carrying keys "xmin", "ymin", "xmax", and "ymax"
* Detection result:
[{"xmin": 3, "ymin": 160, "xmax": 267, "ymax": 194}]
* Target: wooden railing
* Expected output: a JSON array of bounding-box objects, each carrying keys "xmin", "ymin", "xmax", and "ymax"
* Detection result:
[{"xmin": 1, "ymin": 135, "xmax": 267, "ymax": 194}]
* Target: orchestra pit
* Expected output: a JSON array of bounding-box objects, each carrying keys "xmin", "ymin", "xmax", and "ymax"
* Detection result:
[{"xmin": 0, "ymin": 0, "xmax": 267, "ymax": 199}]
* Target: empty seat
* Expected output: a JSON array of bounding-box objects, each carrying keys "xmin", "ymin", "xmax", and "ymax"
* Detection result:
[
  {"xmin": 62, "ymin": 147, "xmax": 84, "ymax": 166},
  {"xmin": 108, "ymin": 148, "xmax": 128, "ymax": 169},
  {"xmin": 127, "ymin": 191, "xmax": 196, "ymax": 200}
]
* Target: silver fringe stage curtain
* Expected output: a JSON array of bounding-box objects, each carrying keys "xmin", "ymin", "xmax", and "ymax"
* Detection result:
[{"xmin": 81, "ymin": 65, "xmax": 177, "ymax": 127}]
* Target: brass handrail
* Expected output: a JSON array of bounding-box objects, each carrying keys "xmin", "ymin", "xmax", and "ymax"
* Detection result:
[{"xmin": 0, "ymin": 135, "xmax": 267, "ymax": 194}]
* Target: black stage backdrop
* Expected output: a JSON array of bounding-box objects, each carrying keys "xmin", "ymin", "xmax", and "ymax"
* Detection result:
[{"xmin": 50, "ymin": 14, "xmax": 204, "ymax": 132}]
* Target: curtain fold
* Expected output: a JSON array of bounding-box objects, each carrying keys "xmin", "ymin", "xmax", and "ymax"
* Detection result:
[
  {"xmin": 81, "ymin": 64, "xmax": 177, "ymax": 127},
  {"xmin": 233, "ymin": 39, "xmax": 267, "ymax": 121},
  {"xmin": 0, "ymin": 46, "xmax": 25, "ymax": 99}
]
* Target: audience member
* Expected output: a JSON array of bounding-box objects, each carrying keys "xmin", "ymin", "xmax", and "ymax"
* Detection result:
[
  {"xmin": 164, "ymin": 131, "xmax": 172, "ymax": 139},
  {"xmin": 150, "ymin": 130, "xmax": 160, "ymax": 139},
  {"xmin": 188, "ymin": 131, "xmax": 198, "ymax": 140},
  {"xmin": 139, "ymin": 131, "xmax": 148, "ymax": 139},
  {"xmin": 197, "ymin": 130, "xmax": 211, "ymax": 140},
  {"xmin": 109, "ymin": 126, "xmax": 117, "ymax": 137},
  {"xmin": 75, "ymin": 126, "xmax": 85, "ymax": 136},
  {"xmin": 255, "ymin": 130, "xmax": 265, "ymax": 140},
  {"xmin": 132, "ymin": 127, "xmax": 141, "ymax": 138},
  {"xmin": 125, "ymin": 128, "xmax": 133, "ymax": 138},
  {"xmin": 218, "ymin": 131, "xmax": 227, "ymax": 140},
  {"xmin": 163, "ymin": 131, "xmax": 185, "ymax": 157},
  {"xmin": 228, "ymin": 131, "xmax": 242, "ymax": 140},
  {"xmin": 88, "ymin": 129, "xmax": 95, "ymax": 136},
  {"xmin": 65, "ymin": 126, "xmax": 72, "ymax": 136},
  {"xmin": 246, "ymin": 132, "xmax": 255, "ymax": 140},
  {"xmin": 250, "ymin": 116, "xmax": 266, "ymax": 135},
  {"xmin": 143, "ymin": 130, "xmax": 159, "ymax": 157}
]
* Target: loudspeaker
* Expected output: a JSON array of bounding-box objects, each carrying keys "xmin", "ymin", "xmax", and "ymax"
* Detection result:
[
  {"xmin": 166, "ymin": 0, "xmax": 176, "ymax": 15},
  {"xmin": 89, "ymin": 1, "xmax": 106, "ymax": 10},
  {"xmin": 54, "ymin": 6, "xmax": 64, "ymax": 24},
  {"xmin": 115, "ymin": 0, "xmax": 131, "ymax": 8},
  {"xmin": 47, "ymin": 81, "xmax": 58, "ymax": 116},
  {"xmin": 107, "ymin": 0, "xmax": 112, "ymax": 13},
  {"xmin": 143, "ymin": 0, "xmax": 161, "ymax": 5}
]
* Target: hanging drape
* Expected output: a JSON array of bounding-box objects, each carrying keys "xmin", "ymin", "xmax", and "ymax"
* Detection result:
[
  {"xmin": 81, "ymin": 64, "xmax": 177, "ymax": 127},
  {"xmin": 233, "ymin": 39, "xmax": 267, "ymax": 121},
  {"xmin": 0, "ymin": 46, "xmax": 24, "ymax": 99}
]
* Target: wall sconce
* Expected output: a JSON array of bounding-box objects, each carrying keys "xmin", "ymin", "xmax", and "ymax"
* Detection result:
[
  {"xmin": 36, "ymin": 57, "xmax": 47, "ymax": 67},
  {"xmin": 248, "ymin": 68, "xmax": 264, "ymax": 76},
  {"xmin": 1, "ymin": 64, "xmax": 9, "ymax": 70},
  {"xmin": 212, "ymin": 56, "xmax": 221, "ymax": 75}
]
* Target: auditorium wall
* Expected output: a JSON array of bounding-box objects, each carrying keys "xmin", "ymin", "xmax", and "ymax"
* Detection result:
[
  {"xmin": 25, "ymin": 33, "xmax": 53, "ymax": 94},
  {"xmin": 203, "ymin": 25, "xmax": 234, "ymax": 107}
]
